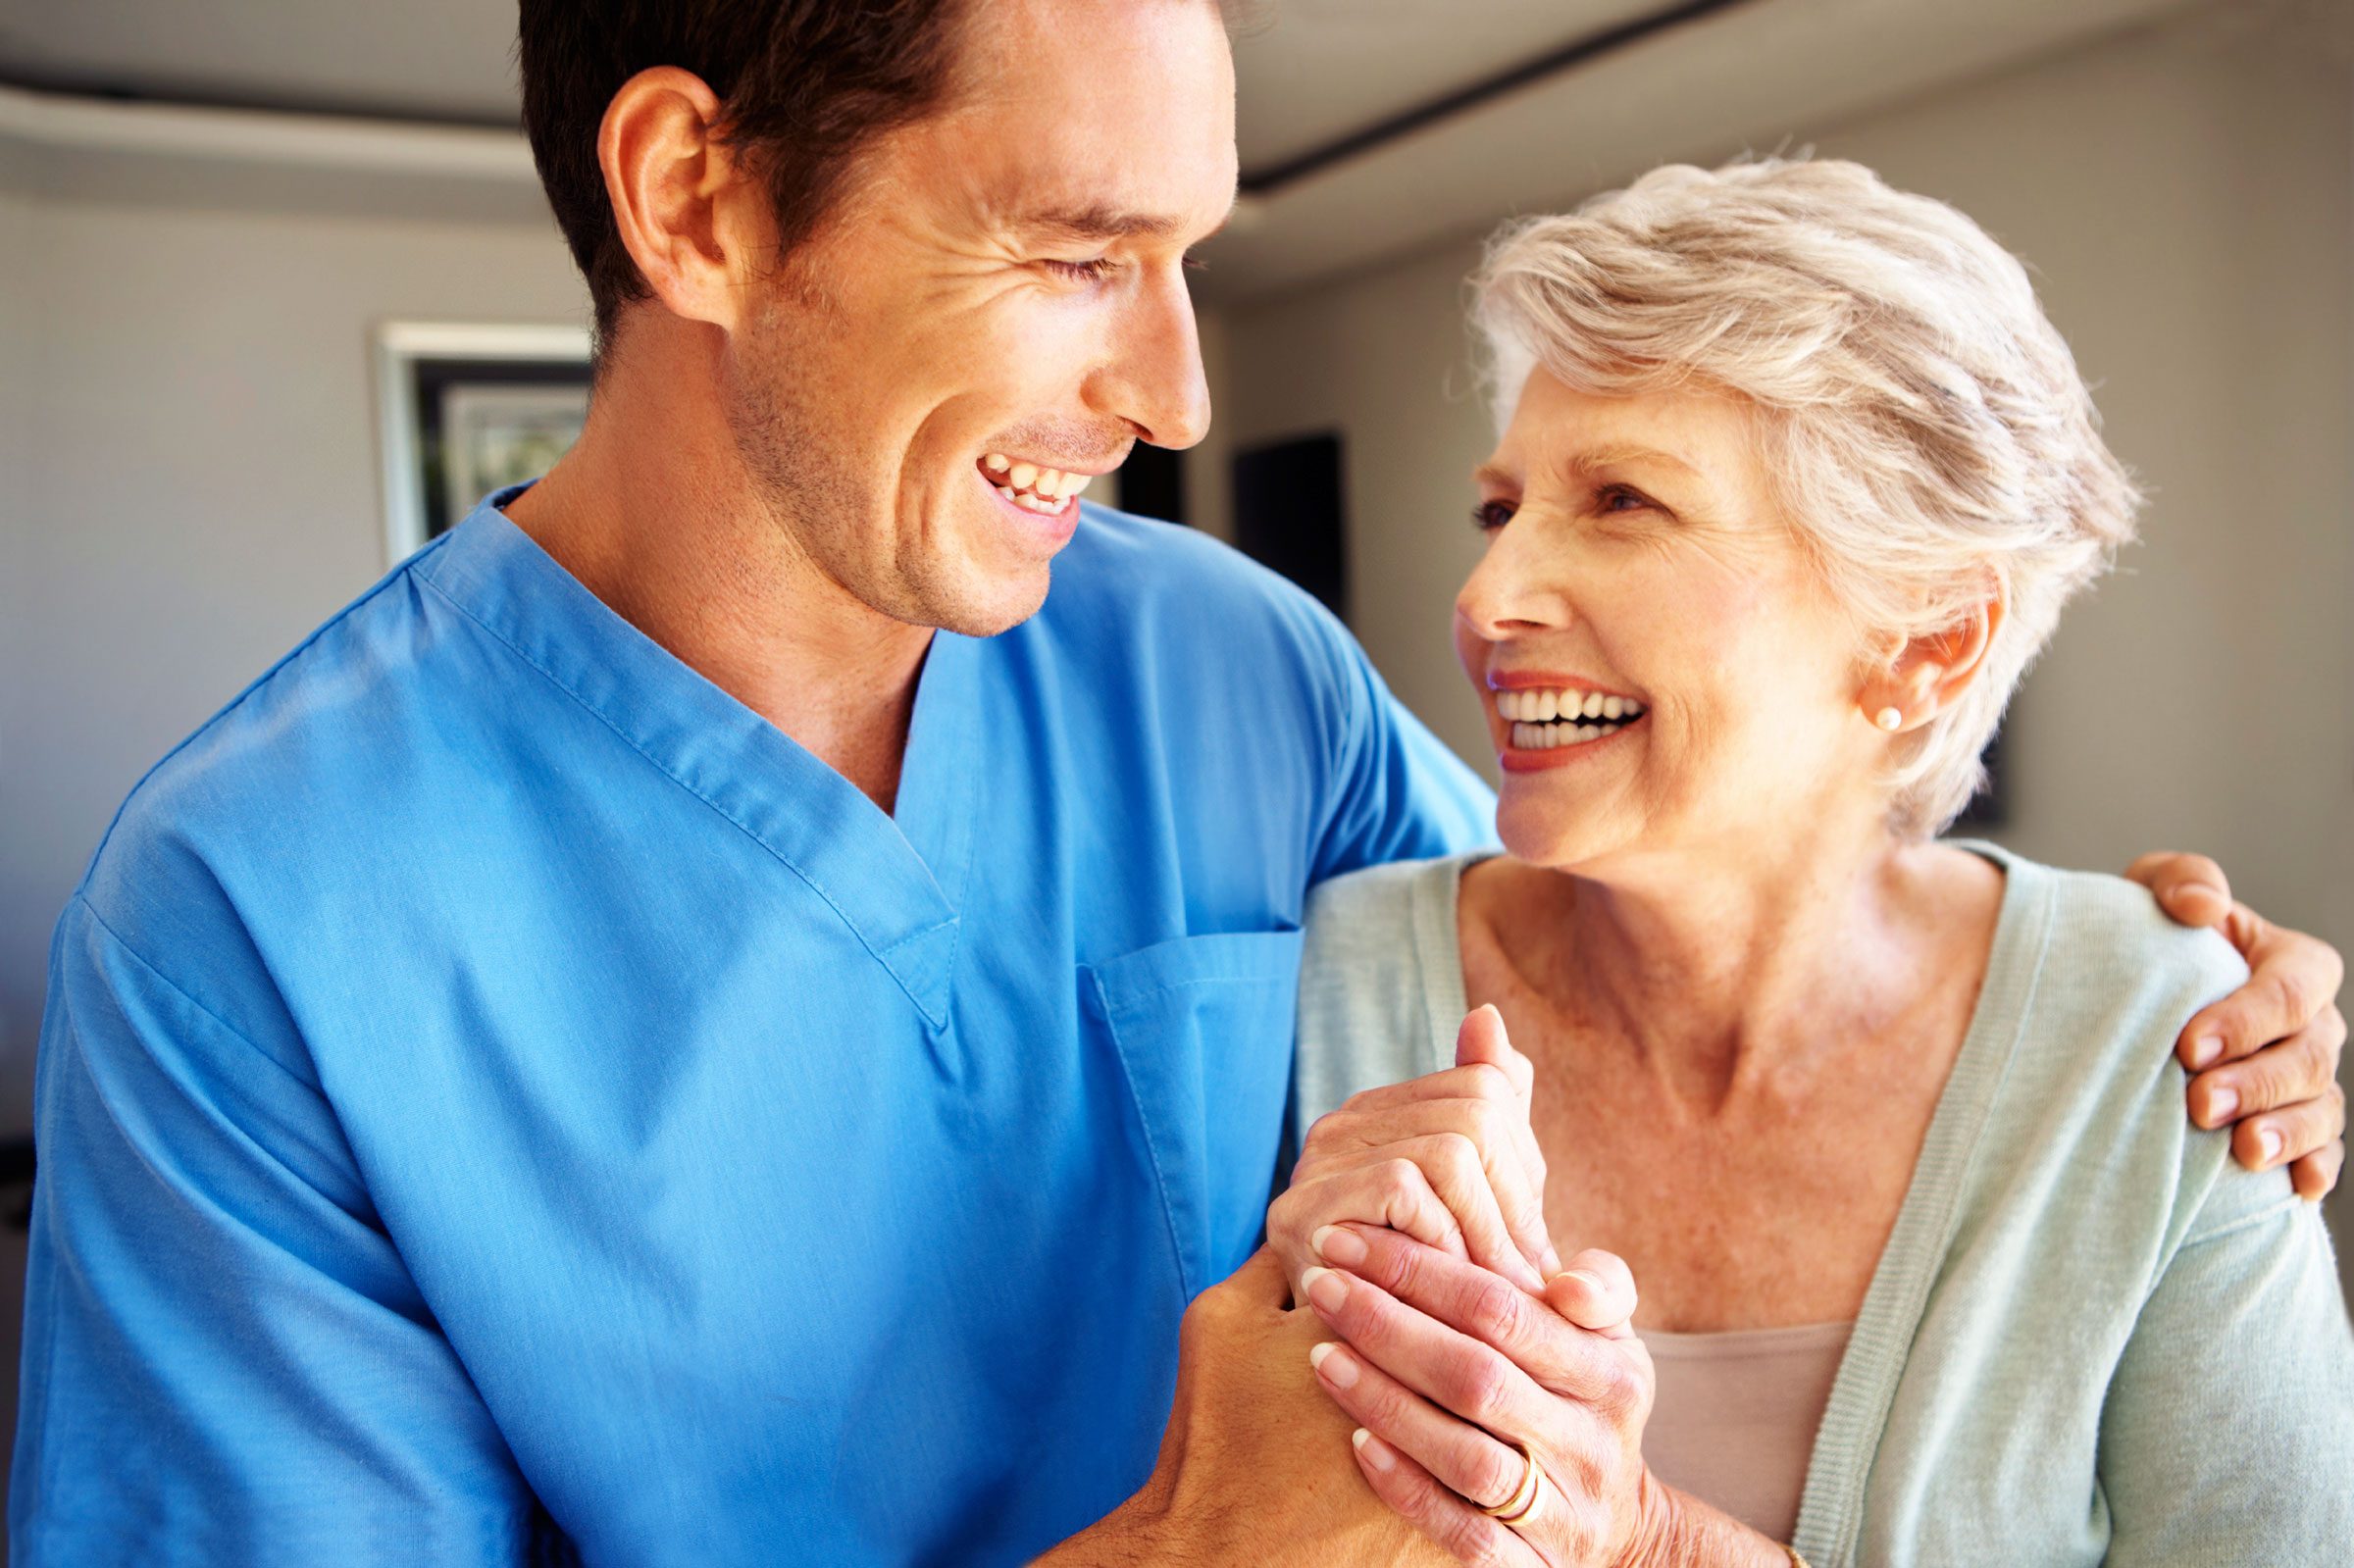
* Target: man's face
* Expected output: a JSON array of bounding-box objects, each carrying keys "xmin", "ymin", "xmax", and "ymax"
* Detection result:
[{"xmin": 723, "ymin": 0, "xmax": 1237, "ymax": 636}]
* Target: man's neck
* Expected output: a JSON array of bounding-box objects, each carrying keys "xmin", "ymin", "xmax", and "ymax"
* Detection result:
[{"xmin": 501, "ymin": 338, "xmax": 934, "ymax": 813}]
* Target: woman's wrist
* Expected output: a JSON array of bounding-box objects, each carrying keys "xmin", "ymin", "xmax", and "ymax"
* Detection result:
[{"xmin": 1614, "ymin": 1473, "xmax": 1793, "ymax": 1568}]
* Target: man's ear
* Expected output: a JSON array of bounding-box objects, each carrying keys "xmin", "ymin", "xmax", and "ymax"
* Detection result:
[
  {"xmin": 597, "ymin": 66, "xmax": 771, "ymax": 332},
  {"xmin": 1861, "ymin": 592, "xmax": 2005, "ymax": 733}
]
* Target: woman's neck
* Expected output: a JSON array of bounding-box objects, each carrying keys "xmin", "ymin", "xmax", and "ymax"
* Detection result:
[{"xmin": 1469, "ymin": 821, "xmax": 2002, "ymax": 1112}]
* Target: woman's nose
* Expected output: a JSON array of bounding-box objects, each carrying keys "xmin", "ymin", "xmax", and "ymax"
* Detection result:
[{"xmin": 1456, "ymin": 523, "xmax": 1565, "ymax": 637}]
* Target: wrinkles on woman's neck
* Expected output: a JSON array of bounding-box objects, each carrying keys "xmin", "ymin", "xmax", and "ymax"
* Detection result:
[{"xmin": 1471, "ymin": 816, "xmax": 1992, "ymax": 1113}]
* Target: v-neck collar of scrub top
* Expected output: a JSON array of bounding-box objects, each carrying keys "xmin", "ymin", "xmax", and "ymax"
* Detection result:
[{"xmin": 415, "ymin": 486, "xmax": 979, "ymax": 1031}]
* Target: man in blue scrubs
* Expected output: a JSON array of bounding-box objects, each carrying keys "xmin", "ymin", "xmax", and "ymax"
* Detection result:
[{"xmin": 14, "ymin": 1, "xmax": 2346, "ymax": 1563}]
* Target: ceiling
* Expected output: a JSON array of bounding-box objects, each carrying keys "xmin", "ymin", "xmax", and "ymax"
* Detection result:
[
  {"xmin": 0, "ymin": 0, "xmax": 2212, "ymax": 298},
  {"xmin": 0, "ymin": 0, "xmax": 1711, "ymax": 171}
]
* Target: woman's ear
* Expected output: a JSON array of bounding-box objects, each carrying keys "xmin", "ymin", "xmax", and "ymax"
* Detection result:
[
  {"xmin": 1862, "ymin": 593, "xmax": 2006, "ymax": 733},
  {"xmin": 597, "ymin": 66, "xmax": 771, "ymax": 332}
]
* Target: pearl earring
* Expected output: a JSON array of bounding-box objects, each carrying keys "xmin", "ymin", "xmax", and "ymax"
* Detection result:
[{"xmin": 1873, "ymin": 707, "xmax": 1904, "ymax": 732}]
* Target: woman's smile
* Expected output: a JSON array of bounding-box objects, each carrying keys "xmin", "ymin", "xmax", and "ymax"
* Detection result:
[{"xmin": 1492, "ymin": 681, "xmax": 1650, "ymax": 771}]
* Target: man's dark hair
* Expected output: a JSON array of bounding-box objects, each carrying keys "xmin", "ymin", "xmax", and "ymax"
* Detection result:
[{"xmin": 517, "ymin": 0, "xmax": 972, "ymax": 354}]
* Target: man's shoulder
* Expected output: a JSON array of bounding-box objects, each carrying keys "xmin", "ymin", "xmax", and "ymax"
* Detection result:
[
  {"xmin": 1048, "ymin": 503, "xmax": 1351, "ymax": 659},
  {"xmin": 78, "ymin": 545, "xmax": 463, "ymax": 930}
]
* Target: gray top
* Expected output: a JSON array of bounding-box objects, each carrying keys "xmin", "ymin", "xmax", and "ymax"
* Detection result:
[{"xmin": 1294, "ymin": 845, "xmax": 2354, "ymax": 1566}]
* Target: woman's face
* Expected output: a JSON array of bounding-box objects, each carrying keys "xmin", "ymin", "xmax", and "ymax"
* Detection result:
[{"xmin": 1456, "ymin": 370, "xmax": 1891, "ymax": 870}]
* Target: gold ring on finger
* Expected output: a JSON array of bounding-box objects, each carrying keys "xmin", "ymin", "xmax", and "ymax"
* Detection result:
[{"xmin": 1479, "ymin": 1439, "xmax": 1548, "ymax": 1526}]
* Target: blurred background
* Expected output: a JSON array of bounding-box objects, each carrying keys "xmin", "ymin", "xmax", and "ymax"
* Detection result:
[{"xmin": 2, "ymin": 0, "xmax": 2349, "ymax": 1518}]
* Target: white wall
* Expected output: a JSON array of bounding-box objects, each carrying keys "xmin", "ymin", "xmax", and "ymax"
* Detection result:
[
  {"xmin": 1223, "ymin": 4, "xmax": 2354, "ymax": 1272},
  {"xmin": 0, "ymin": 194, "xmax": 589, "ymax": 1127}
]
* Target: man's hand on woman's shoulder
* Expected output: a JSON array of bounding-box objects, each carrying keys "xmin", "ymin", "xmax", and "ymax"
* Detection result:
[{"xmin": 2124, "ymin": 851, "xmax": 2346, "ymax": 1199}]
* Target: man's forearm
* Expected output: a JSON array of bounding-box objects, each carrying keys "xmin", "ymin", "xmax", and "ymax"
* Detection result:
[{"xmin": 1030, "ymin": 1476, "xmax": 1195, "ymax": 1567}]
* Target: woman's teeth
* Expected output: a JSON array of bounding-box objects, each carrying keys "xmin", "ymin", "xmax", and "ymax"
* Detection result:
[
  {"xmin": 1510, "ymin": 720, "xmax": 1628, "ymax": 749},
  {"xmin": 982, "ymin": 452, "xmax": 1092, "ymax": 513},
  {"xmin": 1497, "ymin": 686, "xmax": 1645, "ymax": 749}
]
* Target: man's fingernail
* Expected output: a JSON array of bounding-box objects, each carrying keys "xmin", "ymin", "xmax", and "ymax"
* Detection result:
[
  {"xmin": 2208, "ymin": 1087, "xmax": 2239, "ymax": 1123},
  {"xmin": 1304, "ymin": 1266, "xmax": 1348, "ymax": 1312},
  {"xmin": 2260, "ymin": 1127, "xmax": 2284, "ymax": 1164},
  {"xmin": 1353, "ymin": 1428, "xmax": 1394, "ymax": 1472},
  {"xmin": 1309, "ymin": 1341, "xmax": 1358, "ymax": 1389},
  {"xmin": 1312, "ymin": 1225, "xmax": 1367, "ymax": 1266},
  {"xmin": 2186, "ymin": 1032, "xmax": 2224, "ymax": 1070}
]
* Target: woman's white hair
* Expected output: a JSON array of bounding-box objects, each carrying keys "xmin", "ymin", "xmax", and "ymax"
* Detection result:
[{"xmin": 1473, "ymin": 157, "xmax": 2140, "ymax": 837}]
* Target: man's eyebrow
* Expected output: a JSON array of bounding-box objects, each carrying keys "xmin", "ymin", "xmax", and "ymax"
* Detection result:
[{"xmin": 1011, "ymin": 198, "xmax": 1237, "ymax": 246}]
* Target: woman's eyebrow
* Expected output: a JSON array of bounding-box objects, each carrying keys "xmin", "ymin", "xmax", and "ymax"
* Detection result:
[{"xmin": 1567, "ymin": 445, "xmax": 1702, "ymax": 477}]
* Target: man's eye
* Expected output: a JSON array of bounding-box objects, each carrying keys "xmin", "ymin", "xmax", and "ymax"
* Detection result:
[
  {"xmin": 1045, "ymin": 257, "xmax": 1119, "ymax": 282},
  {"xmin": 1470, "ymin": 499, "xmax": 1516, "ymax": 531}
]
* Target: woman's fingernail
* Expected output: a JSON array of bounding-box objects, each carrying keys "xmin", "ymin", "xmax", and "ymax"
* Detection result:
[
  {"xmin": 1303, "ymin": 1266, "xmax": 1348, "ymax": 1312},
  {"xmin": 1353, "ymin": 1427, "xmax": 1394, "ymax": 1472},
  {"xmin": 1310, "ymin": 1341, "xmax": 1358, "ymax": 1389},
  {"xmin": 2260, "ymin": 1127, "xmax": 2284, "ymax": 1164},
  {"xmin": 2186, "ymin": 1032, "xmax": 2224, "ymax": 1070},
  {"xmin": 2208, "ymin": 1087, "xmax": 2239, "ymax": 1123},
  {"xmin": 1312, "ymin": 1225, "xmax": 1368, "ymax": 1266}
]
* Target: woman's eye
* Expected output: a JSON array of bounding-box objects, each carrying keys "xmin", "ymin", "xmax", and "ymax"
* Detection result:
[
  {"xmin": 1045, "ymin": 256, "xmax": 1119, "ymax": 282},
  {"xmin": 1470, "ymin": 499, "xmax": 1516, "ymax": 531},
  {"xmin": 1598, "ymin": 484, "xmax": 1651, "ymax": 513}
]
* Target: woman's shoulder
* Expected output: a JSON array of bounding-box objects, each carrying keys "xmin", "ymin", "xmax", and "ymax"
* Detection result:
[
  {"xmin": 1303, "ymin": 855, "xmax": 1464, "ymax": 954},
  {"xmin": 1293, "ymin": 854, "xmax": 1479, "ymax": 1135},
  {"xmin": 1968, "ymin": 846, "xmax": 2284, "ymax": 1239},
  {"xmin": 1994, "ymin": 851, "xmax": 2249, "ymax": 1057}
]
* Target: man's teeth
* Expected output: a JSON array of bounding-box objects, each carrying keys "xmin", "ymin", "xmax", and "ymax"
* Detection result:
[
  {"xmin": 982, "ymin": 452, "xmax": 1091, "ymax": 512},
  {"xmin": 1497, "ymin": 687, "xmax": 1645, "ymax": 748}
]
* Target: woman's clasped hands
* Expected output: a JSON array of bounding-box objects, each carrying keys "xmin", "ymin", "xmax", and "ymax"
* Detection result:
[{"xmin": 1273, "ymin": 1006, "xmax": 1700, "ymax": 1567}]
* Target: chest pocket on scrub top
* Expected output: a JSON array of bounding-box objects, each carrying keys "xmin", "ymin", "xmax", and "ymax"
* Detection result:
[{"xmin": 1082, "ymin": 928, "xmax": 1305, "ymax": 1299}]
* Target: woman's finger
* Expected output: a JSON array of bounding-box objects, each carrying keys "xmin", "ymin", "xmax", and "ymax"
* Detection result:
[
  {"xmin": 1269, "ymin": 1161, "xmax": 1470, "ymax": 1300},
  {"xmin": 1310, "ymin": 1339, "xmax": 1544, "ymax": 1515},
  {"xmin": 1393, "ymin": 1133, "xmax": 1550, "ymax": 1293},
  {"xmin": 1303, "ymin": 1065, "xmax": 1558, "ymax": 1279},
  {"xmin": 1455, "ymin": 1007, "xmax": 1563, "ymax": 1278},
  {"xmin": 1302, "ymin": 1251, "xmax": 1632, "ymax": 1429},
  {"xmin": 2175, "ymin": 908, "xmax": 2343, "ymax": 1072},
  {"xmin": 1316, "ymin": 1225, "xmax": 1632, "ymax": 1403},
  {"xmin": 1544, "ymin": 1248, "xmax": 1639, "ymax": 1340},
  {"xmin": 1280, "ymin": 1106, "xmax": 1554, "ymax": 1290},
  {"xmin": 1347, "ymin": 1426, "xmax": 1545, "ymax": 1568}
]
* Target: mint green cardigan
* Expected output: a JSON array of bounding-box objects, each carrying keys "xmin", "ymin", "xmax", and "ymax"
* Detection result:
[{"xmin": 1291, "ymin": 846, "xmax": 2354, "ymax": 1566}]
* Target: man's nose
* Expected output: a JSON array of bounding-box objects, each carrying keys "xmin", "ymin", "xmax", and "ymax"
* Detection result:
[{"xmin": 1089, "ymin": 268, "xmax": 1211, "ymax": 452}]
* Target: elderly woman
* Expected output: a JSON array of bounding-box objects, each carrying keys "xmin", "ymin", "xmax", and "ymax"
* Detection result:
[{"xmin": 1267, "ymin": 160, "xmax": 2354, "ymax": 1567}]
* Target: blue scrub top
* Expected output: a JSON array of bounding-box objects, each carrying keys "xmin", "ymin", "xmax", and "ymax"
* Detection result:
[{"xmin": 14, "ymin": 493, "xmax": 1493, "ymax": 1565}]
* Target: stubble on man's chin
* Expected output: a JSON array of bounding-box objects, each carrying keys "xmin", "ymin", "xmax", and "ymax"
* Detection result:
[{"xmin": 723, "ymin": 303, "xmax": 1048, "ymax": 639}]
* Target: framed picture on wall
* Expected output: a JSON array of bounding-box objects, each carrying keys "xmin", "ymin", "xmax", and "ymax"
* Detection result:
[{"xmin": 373, "ymin": 321, "xmax": 592, "ymax": 566}]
